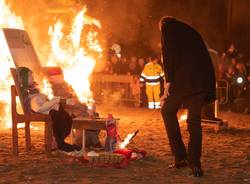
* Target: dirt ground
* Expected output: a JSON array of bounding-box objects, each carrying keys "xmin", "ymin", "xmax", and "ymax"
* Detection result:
[{"xmin": 0, "ymin": 106, "xmax": 249, "ymax": 184}]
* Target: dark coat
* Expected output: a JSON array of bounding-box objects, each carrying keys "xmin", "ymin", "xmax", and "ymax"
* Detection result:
[{"xmin": 161, "ymin": 18, "xmax": 216, "ymax": 103}]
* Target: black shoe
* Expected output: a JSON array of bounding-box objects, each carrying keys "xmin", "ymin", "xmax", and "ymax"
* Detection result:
[
  {"xmin": 168, "ymin": 159, "xmax": 188, "ymax": 169},
  {"xmin": 191, "ymin": 166, "xmax": 203, "ymax": 177}
]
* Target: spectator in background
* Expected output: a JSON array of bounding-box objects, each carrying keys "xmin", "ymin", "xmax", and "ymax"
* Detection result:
[
  {"xmin": 128, "ymin": 56, "xmax": 140, "ymax": 75},
  {"xmin": 130, "ymin": 56, "xmax": 137, "ymax": 64},
  {"xmin": 218, "ymin": 63, "xmax": 227, "ymax": 80},
  {"xmin": 225, "ymin": 65, "xmax": 236, "ymax": 82},
  {"xmin": 120, "ymin": 57, "xmax": 129, "ymax": 75},
  {"xmin": 137, "ymin": 58, "xmax": 147, "ymax": 107},
  {"xmin": 235, "ymin": 62, "xmax": 247, "ymax": 77},
  {"xmin": 103, "ymin": 60, "xmax": 113, "ymax": 74},
  {"xmin": 222, "ymin": 43, "xmax": 242, "ymax": 66},
  {"xmin": 224, "ymin": 64, "xmax": 241, "ymax": 111},
  {"xmin": 246, "ymin": 60, "xmax": 250, "ymax": 74},
  {"xmin": 110, "ymin": 55, "xmax": 122, "ymax": 74},
  {"xmin": 225, "ymin": 43, "xmax": 239, "ymax": 60},
  {"xmin": 231, "ymin": 58, "xmax": 238, "ymax": 70},
  {"xmin": 137, "ymin": 58, "xmax": 146, "ymax": 74}
]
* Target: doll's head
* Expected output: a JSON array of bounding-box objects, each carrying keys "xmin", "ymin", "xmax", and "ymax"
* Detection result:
[
  {"xmin": 17, "ymin": 67, "xmax": 40, "ymax": 98},
  {"xmin": 17, "ymin": 67, "xmax": 32, "ymax": 97}
]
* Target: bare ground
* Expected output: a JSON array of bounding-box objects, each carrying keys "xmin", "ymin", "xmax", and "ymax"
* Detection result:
[{"xmin": 0, "ymin": 106, "xmax": 249, "ymax": 184}]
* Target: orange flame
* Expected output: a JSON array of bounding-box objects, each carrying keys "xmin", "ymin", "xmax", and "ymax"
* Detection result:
[
  {"xmin": 47, "ymin": 7, "xmax": 102, "ymax": 103},
  {"xmin": 0, "ymin": 0, "xmax": 24, "ymax": 128},
  {"xmin": 0, "ymin": 2, "xmax": 102, "ymax": 128}
]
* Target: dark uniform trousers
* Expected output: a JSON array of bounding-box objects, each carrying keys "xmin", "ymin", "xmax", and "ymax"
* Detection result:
[{"xmin": 161, "ymin": 92, "xmax": 205, "ymax": 167}]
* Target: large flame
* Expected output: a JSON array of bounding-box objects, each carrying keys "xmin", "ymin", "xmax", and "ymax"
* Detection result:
[
  {"xmin": 47, "ymin": 7, "xmax": 102, "ymax": 103},
  {"xmin": 0, "ymin": 1, "xmax": 103, "ymax": 128},
  {"xmin": 0, "ymin": 0, "xmax": 24, "ymax": 128}
]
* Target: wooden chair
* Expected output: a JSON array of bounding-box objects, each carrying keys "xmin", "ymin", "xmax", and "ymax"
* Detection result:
[{"xmin": 10, "ymin": 68, "xmax": 52, "ymax": 156}]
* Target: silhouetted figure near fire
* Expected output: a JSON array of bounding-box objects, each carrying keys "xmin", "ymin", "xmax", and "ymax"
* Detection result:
[{"xmin": 160, "ymin": 17, "xmax": 216, "ymax": 177}]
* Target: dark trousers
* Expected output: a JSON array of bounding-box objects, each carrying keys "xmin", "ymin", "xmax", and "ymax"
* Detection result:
[{"xmin": 161, "ymin": 93, "xmax": 205, "ymax": 167}]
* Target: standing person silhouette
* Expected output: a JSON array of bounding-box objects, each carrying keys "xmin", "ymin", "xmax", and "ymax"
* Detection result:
[{"xmin": 160, "ymin": 17, "xmax": 216, "ymax": 177}]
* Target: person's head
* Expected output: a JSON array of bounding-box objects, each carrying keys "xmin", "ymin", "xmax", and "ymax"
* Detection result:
[
  {"xmin": 138, "ymin": 58, "xmax": 145, "ymax": 67},
  {"xmin": 228, "ymin": 43, "xmax": 235, "ymax": 52},
  {"xmin": 131, "ymin": 56, "xmax": 137, "ymax": 63},
  {"xmin": 159, "ymin": 16, "xmax": 176, "ymax": 31},
  {"xmin": 150, "ymin": 55, "xmax": 159, "ymax": 64},
  {"xmin": 17, "ymin": 67, "xmax": 33, "ymax": 97},
  {"xmin": 129, "ymin": 61, "xmax": 136, "ymax": 70}
]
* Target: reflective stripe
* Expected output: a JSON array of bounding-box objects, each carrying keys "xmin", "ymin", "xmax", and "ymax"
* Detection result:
[
  {"xmin": 146, "ymin": 82, "xmax": 160, "ymax": 86},
  {"xmin": 141, "ymin": 73, "xmax": 146, "ymax": 78},
  {"xmin": 160, "ymin": 73, "xmax": 164, "ymax": 77},
  {"xmin": 148, "ymin": 102, "xmax": 155, "ymax": 109},
  {"xmin": 140, "ymin": 77, "xmax": 145, "ymax": 82},
  {"xmin": 154, "ymin": 102, "xmax": 161, "ymax": 109},
  {"xmin": 144, "ymin": 76, "xmax": 161, "ymax": 80}
]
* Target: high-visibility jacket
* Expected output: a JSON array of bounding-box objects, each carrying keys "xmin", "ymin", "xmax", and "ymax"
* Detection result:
[{"xmin": 140, "ymin": 62, "xmax": 164, "ymax": 85}]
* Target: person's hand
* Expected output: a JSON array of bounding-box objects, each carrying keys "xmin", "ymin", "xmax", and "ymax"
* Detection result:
[{"xmin": 160, "ymin": 82, "xmax": 171, "ymax": 107}]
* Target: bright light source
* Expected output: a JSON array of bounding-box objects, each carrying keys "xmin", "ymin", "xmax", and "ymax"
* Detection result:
[{"xmin": 237, "ymin": 77, "xmax": 243, "ymax": 84}]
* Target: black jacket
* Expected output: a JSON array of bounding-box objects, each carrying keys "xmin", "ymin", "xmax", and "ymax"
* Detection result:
[{"xmin": 161, "ymin": 18, "xmax": 216, "ymax": 103}]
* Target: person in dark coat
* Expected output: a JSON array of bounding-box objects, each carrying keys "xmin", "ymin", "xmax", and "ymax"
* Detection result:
[{"xmin": 160, "ymin": 17, "xmax": 216, "ymax": 177}]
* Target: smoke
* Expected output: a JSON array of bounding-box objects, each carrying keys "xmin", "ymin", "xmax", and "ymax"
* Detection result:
[
  {"xmin": 85, "ymin": 0, "xmax": 156, "ymax": 56},
  {"xmin": 7, "ymin": 0, "xmax": 85, "ymax": 64},
  {"xmin": 86, "ymin": 0, "xmax": 229, "ymax": 55},
  {"xmin": 102, "ymin": 89, "xmax": 124, "ymax": 106},
  {"xmin": 6, "ymin": 0, "xmax": 237, "ymax": 59}
]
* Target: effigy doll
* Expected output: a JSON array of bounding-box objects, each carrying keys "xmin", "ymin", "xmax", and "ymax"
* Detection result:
[{"xmin": 17, "ymin": 67, "xmax": 80, "ymax": 152}]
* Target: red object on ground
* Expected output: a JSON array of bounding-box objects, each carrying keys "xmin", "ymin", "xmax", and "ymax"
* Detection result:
[
  {"xmin": 115, "ymin": 148, "xmax": 146, "ymax": 159},
  {"xmin": 114, "ymin": 148, "xmax": 133, "ymax": 159},
  {"xmin": 79, "ymin": 148, "xmax": 146, "ymax": 169}
]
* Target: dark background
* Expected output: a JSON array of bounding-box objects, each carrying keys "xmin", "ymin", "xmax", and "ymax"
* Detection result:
[
  {"xmin": 10, "ymin": 0, "xmax": 250, "ymax": 61},
  {"xmin": 85, "ymin": 0, "xmax": 250, "ymax": 60}
]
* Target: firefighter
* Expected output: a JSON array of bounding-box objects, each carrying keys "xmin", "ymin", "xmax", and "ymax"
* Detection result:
[{"xmin": 140, "ymin": 56, "xmax": 164, "ymax": 109}]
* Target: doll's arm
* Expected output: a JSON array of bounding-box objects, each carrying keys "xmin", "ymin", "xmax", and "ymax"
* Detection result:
[{"xmin": 30, "ymin": 96, "xmax": 60, "ymax": 114}]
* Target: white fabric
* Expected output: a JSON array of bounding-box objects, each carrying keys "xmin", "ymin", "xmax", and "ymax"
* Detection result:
[
  {"xmin": 148, "ymin": 102, "xmax": 155, "ymax": 109},
  {"xmin": 144, "ymin": 75, "xmax": 161, "ymax": 80},
  {"xmin": 140, "ymin": 77, "xmax": 145, "ymax": 82},
  {"xmin": 146, "ymin": 82, "xmax": 160, "ymax": 86},
  {"xmin": 30, "ymin": 94, "xmax": 60, "ymax": 114},
  {"xmin": 154, "ymin": 102, "xmax": 161, "ymax": 109}
]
